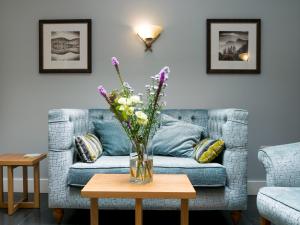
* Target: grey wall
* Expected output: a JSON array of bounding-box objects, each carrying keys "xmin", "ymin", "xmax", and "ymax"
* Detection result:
[{"xmin": 1, "ymin": 0, "xmax": 300, "ymax": 182}]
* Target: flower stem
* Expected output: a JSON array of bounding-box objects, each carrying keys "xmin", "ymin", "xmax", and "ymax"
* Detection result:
[
  {"xmin": 144, "ymin": 81, "xmax": 163, "ymax": 147},
  {"xmin": 115, "ymin": 65, "xmax": 124, "ymax": 86}
]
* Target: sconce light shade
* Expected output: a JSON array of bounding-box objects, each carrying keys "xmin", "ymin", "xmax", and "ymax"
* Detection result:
[
  {"xmin": 136, "ymin": 24, "xmax": 162, "ymax": 52},
  {"xmin": 239, "ymin": 53, "xmax": 249, "ymax": 61}
]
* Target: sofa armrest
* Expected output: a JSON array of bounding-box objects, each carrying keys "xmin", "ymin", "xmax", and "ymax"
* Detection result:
[
  {"xmin": 258, "ymin": 142, "xmax": 300, "ymax": 187},
  {"xmin": 48, "ymin": 109, "xmax": 89, "ymax": 150},
  {"xmin": 48, "ymin": 109, "xmax": 89, "ymax": 207},
  {"xmin": 208, "ymin": 109, "xmax": 248, "ymax": 148},
  {"xmin": 208, "ymin": 109, "xmax": 248, "ymax": 209}
]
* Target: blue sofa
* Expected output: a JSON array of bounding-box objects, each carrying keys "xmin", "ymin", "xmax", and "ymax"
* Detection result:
[
  {"xmin": 257, "ymin": 142, "xmax": 300, "ymax": 225},
  {"xmin": 48, "ymin": 108, "xmax": 248, "ymax": 224}
]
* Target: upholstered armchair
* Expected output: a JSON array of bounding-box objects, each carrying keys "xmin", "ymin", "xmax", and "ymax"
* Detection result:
[{"xmin": 257, "ymin": 142, "xmax": 300, "ymax": 225}]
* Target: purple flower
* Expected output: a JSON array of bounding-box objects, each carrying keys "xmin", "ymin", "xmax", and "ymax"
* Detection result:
[
  {"xmin": 159, "ymin": 66, "xmax": 170, "ymax": 85},
  {"xmin": 97, "ymin": 85, "xmax": 107, "ymax": 97},
  {"xmin": 111, "ymin": 57, "xmax": 119, "ymax": 66},
  {"xmin": 162, "ymin": 66, "xmax": 170, "ymax": 75}
]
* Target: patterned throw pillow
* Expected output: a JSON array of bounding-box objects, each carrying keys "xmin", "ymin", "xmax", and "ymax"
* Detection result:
[
  {"xmin": 75, "ymin": 133, "xmax": 103, "ymax": 163},
  {"xmin": 193, "ymin": 138, "xmax": 225, "ymax": 163}
]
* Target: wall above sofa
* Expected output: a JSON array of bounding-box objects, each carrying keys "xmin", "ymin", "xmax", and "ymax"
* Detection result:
[{"xmin": 0, "ymin": 0, "xmax": 300, "ymax": 192}]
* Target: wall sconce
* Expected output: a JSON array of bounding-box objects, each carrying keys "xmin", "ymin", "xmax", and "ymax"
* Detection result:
[
  {"xmin": 135, "ymin": 24, "xmax": 163, "ymax": 52},
  {"xmin": 239, "ymin": 53, "xmax": 249, "ymax": 61}
]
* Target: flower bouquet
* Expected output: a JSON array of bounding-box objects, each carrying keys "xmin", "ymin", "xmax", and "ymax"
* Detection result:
[{"xmin": 97, "ymin": 57, "xmax": 170, "ymax": 184}]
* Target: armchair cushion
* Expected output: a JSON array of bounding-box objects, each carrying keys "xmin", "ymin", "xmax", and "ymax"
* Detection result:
[
  {"xmin": 257, "ymin": 187, "xmax": 300, "ymax": 225},
  {"xmin": 259, "ymin": 187, "xmax": 300, "ymax": 212},
  {"xmin": 67, "ymin": 156, "xmax": 226, "ymax": 187}
]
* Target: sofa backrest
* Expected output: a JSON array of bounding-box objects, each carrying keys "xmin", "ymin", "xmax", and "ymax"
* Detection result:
[{"xmin": 88, "ymin": 109, "xmax": 209, "ymax": 137}]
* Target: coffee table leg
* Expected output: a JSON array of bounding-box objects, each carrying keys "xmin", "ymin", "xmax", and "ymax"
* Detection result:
[
  {"xmin": 181, "ymin": 199, "xmax": 189, "ymax": 225},
  {"xmin": 135, "ymin": 198, "xmax": 143, "ymax": 225},
  {"xmin": 7, "ymin": 166, "xmax": 15, "ymax": 215},
  {"xmin": 91, "ymin": 198, "xmax": 99, "ymax": 225}
]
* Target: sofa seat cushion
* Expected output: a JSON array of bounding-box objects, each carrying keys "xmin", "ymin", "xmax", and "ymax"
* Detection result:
[
  {"xmin": 67, "ymin": 156, "xmax": 226, "ymax": 187},
  {"xmin": 258, "ymin": 187, "xmax": 300, "ymax": 212}
]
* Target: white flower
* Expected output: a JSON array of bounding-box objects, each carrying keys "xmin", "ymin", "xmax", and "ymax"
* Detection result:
[
  {"xmin": 135, "ymin": 111, "xmax": 148, "ymax": 125},
  {"xmin": 129, "ymin": 95, "xmax": 142, "ymax": 104},
  {"xmin": 118, "ymin": 97, "xmax": 132, "ymax": 106},
  {"xmin": 135, "ymin": 111, "xmax": 147, "ymax": 120},
  {"xmin": 118, "ymin": 97, "xmax": 127, "ymax": 105}
]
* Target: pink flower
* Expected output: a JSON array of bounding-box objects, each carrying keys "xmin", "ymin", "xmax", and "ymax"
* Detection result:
[{"xmin": 111, "ymin": 57, "xmax": 119, "ymax": 66}]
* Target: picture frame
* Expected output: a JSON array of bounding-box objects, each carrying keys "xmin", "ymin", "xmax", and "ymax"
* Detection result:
[
  {"xmin": 207, "ymin": 19, "xmax": 261, "ymax": 74},
  {"xmin": 39, "ymin": 19, "xmax": 92, "ymax": 73}
]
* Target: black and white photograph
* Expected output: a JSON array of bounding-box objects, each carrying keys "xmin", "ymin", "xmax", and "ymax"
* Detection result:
[
  {"xmin": 207, "ymin": 19, "xmax": 260, "ymax": 74},
  {"xmin": 51, "ymin": 31, "xmax": 80, "ymax": 61},
  {"xmin": 39, "ymin": 19, "xmax": 91, "ymax": 73},
  {"xmin": 219, "ymin": 31, "xmax": 248, "ymax": 61}
]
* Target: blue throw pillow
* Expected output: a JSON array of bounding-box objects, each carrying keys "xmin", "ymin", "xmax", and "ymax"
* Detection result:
[
  {"xmin": 93, "ymin": 120, "xmax": 132, "ymax": 156},
  {"xmin": 150, "ymin": 114, "xmax": 204, "ymax": 157}
]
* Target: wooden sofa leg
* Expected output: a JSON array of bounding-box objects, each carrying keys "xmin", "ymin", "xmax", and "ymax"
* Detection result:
[
  {"xmin": 231, "ymin": 210, "xmax": 242, "ymax": 225},
  {"xmin": 260, "ymin": 217, "xmax": 271, "ymax": 225},
  {"xmin": 53, "ymin": 208, "xmax": 64, "ymax": 224}
]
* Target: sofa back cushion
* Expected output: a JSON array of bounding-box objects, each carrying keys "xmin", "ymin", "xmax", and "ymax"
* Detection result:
[
  {"xmin": 88, "ymin": 109, "xmax": 209, "ymax": 156},
  {"xmin": 150, "ymin": 114, "xmax": 205, "ymax": 157},
  {"xmin": 88, "ymin": 109, "xmax": 208, "ymax": 134},
  {"xmin": 93, "ymin": 120, "xmax": 132, "ymax": 156}
]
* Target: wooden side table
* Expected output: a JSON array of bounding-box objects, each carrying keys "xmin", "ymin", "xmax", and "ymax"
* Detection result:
[
  {"xmin": 0, "ymin": 153, "xmax": 47, "ymax": 215},
  {"xmin": 81, "ymin": 174, "xmax": 196, "ymax": 225}
]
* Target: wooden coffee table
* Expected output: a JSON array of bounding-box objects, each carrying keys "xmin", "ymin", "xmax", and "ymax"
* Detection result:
[
  {"xmin": 81, "ymin": 174, "xmax": 196, "ymax": 225},
  {"xmin": 0, "ymin": 153, "xmax": 47, "ymax": 215}
]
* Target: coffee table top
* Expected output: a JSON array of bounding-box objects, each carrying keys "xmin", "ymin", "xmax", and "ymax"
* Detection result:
[
  {"xmin": 81, "ymin": 174, "xmax": 196, "ymax": 199},
  {"xmin": 0, "ymin": 153, "xmax": 47, "ymax": 166}
]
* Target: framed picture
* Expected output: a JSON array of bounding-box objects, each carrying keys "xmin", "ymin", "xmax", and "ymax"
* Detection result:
[
  {"xmin": 207, "ymin": 19, "xmax": 261, "ymax": 74},
  {"xmin": 39, "ymin": 19, "xmax": 92, "ymax": 73}
]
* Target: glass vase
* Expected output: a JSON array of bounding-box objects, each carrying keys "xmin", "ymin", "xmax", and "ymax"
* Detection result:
[{"xmin": 129, "ymin": 142, "xmax": 153, "ymax": 184}]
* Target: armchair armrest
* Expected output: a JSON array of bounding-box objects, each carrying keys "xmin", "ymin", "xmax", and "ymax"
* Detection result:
[
  {"xmin": 208, "ymin": 109, "xmax": 248, "ymax": 209},
  {"xmin": 258, "ymin": 142, "xmax": 300, "ymax": 187},
  {"xmin": 48, "ymin": 109, "xmax": 89, "ymax": 207}
]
